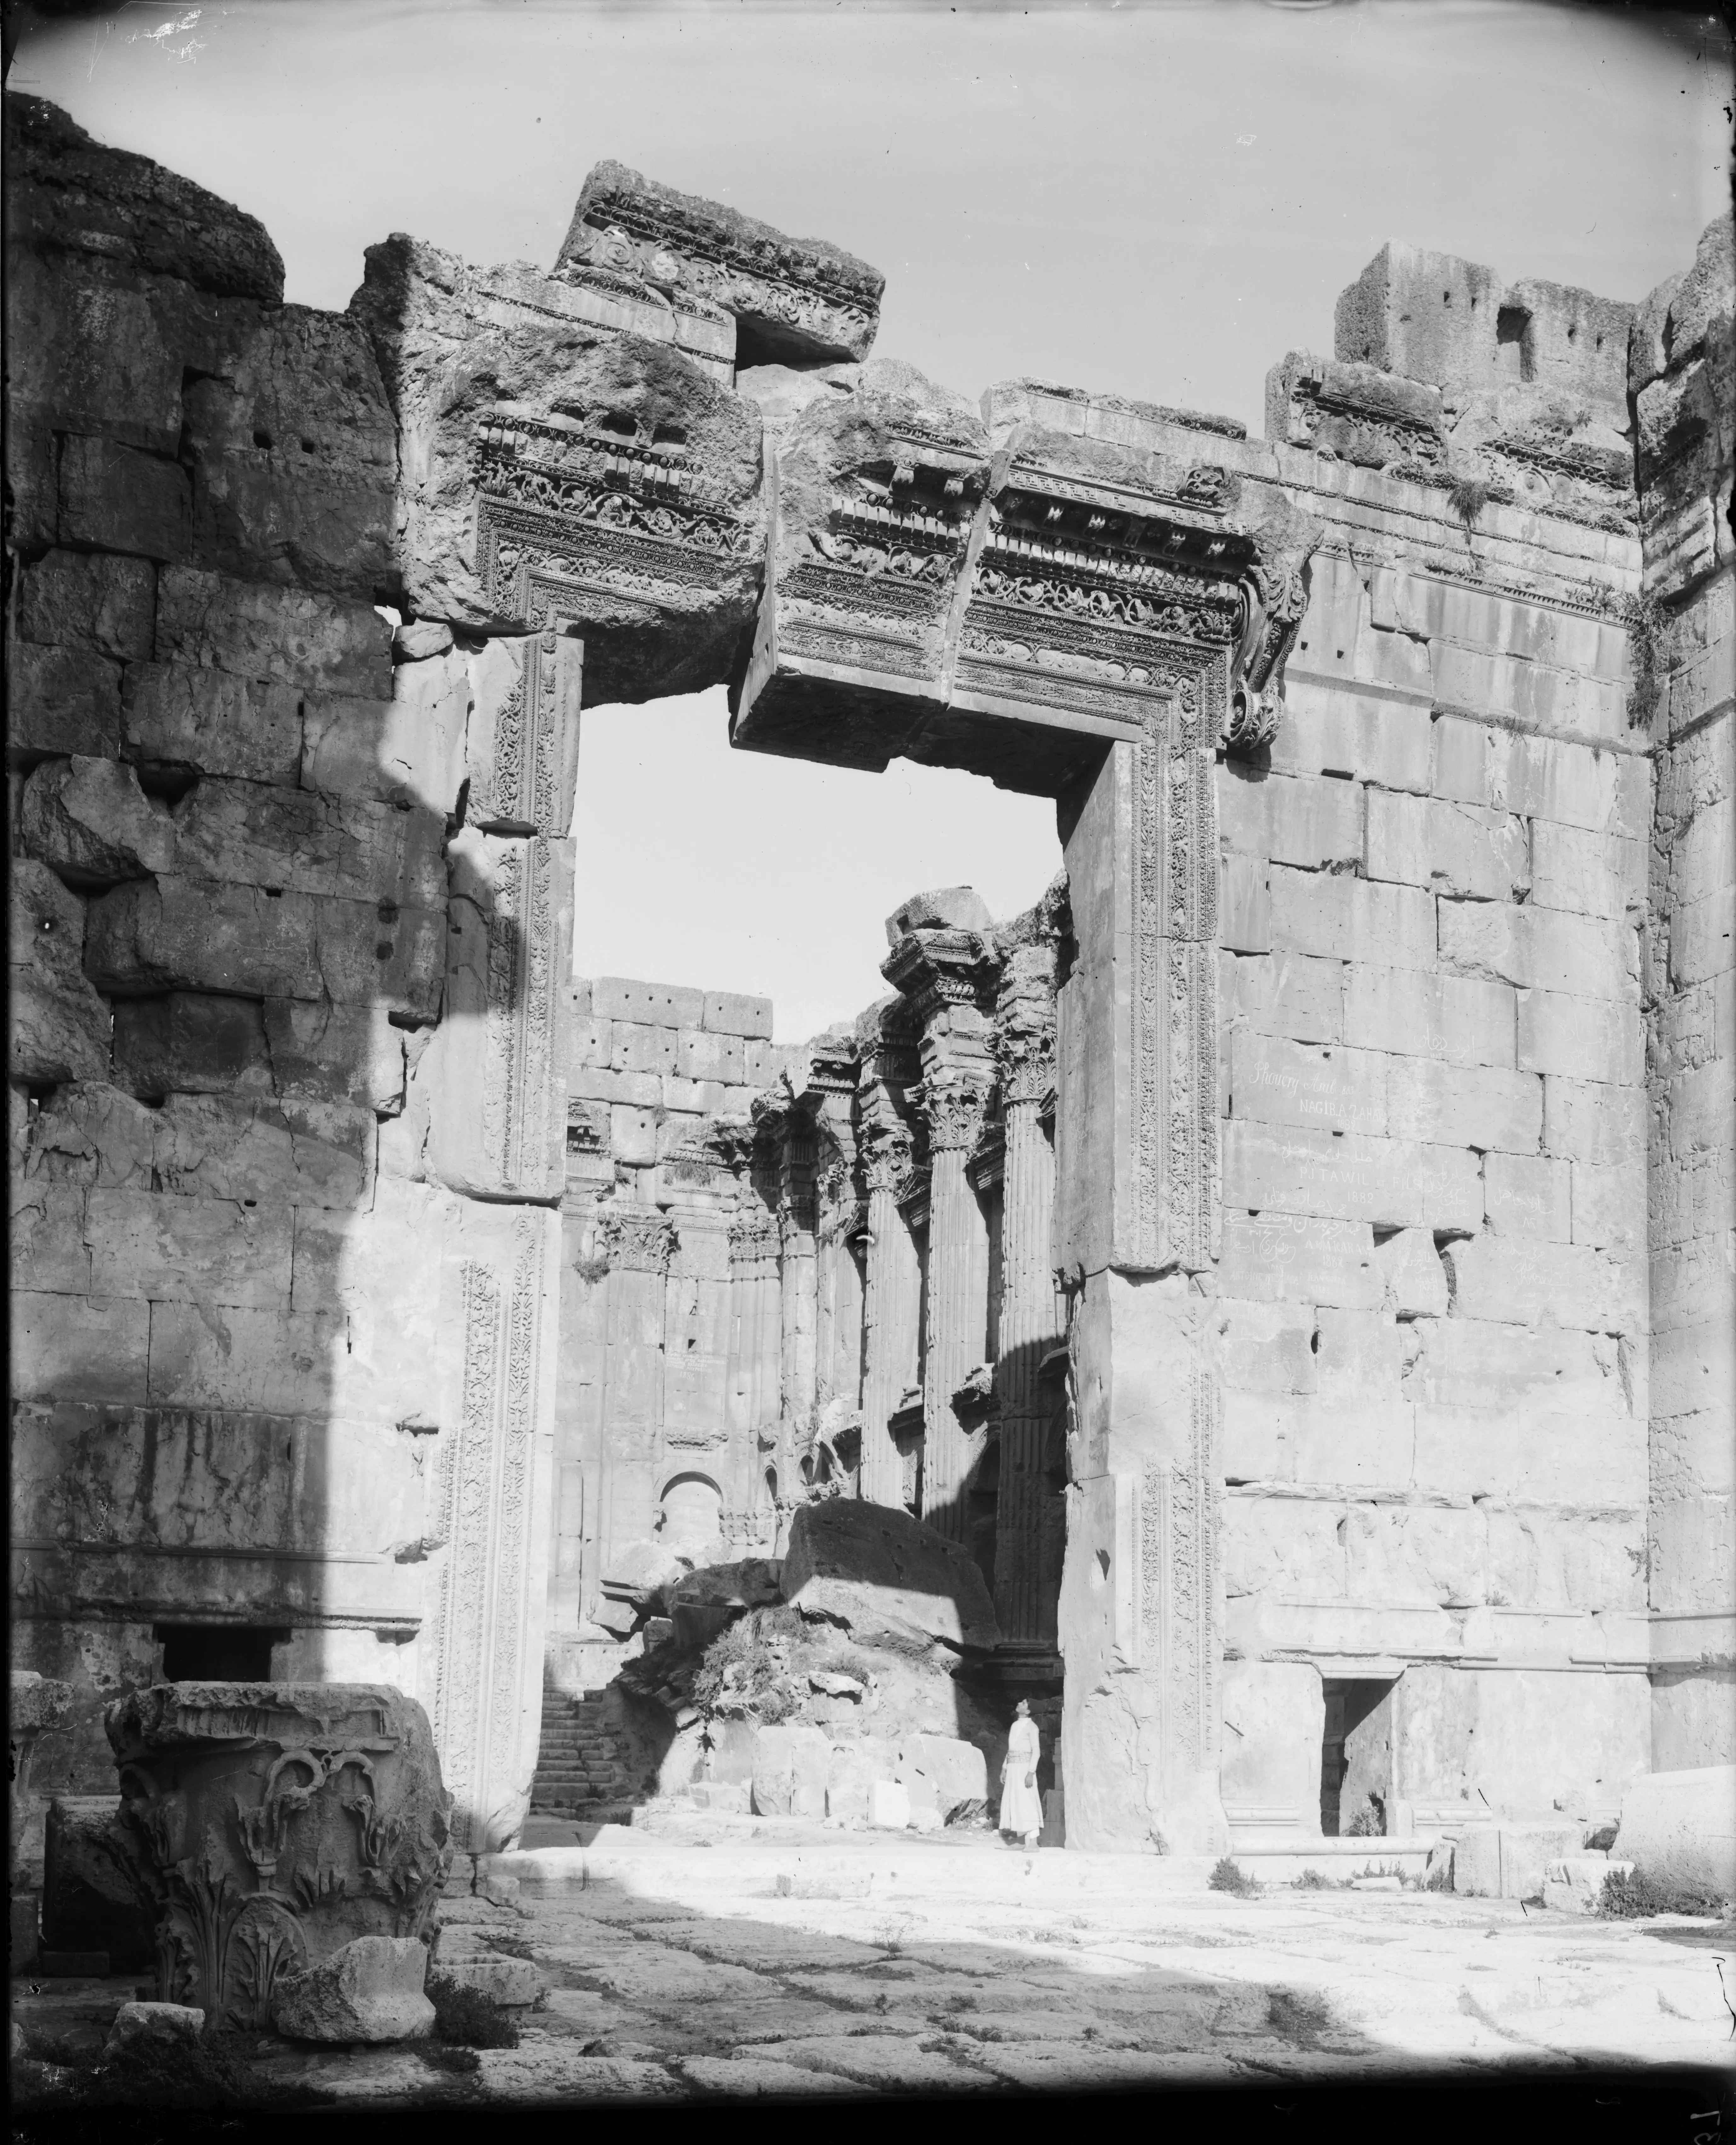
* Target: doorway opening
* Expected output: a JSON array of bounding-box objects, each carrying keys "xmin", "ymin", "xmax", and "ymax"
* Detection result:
[
  {"xmin": 155, "ymin": 1624, "xmax": 287, "ymax": 1680},
  {"xmin": 1320, "ymin": 1676, "xmax": 1399, "ymax": 1836}
]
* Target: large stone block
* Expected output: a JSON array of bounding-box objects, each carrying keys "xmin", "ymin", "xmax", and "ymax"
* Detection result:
[
  {"xmin": 170, "ymin": 776, "xmax": 446, "ymax": 909},
  {"xmin": 154, "ymin": 565, "xmax": 392, "ymax": 697},
  {"xmin": 1434, "ymin": 717, "xmax": 1645, "ymax": 837},
  {"xmin": 8, "ymin": 640, "xmax": 122, "ymax": 764},
  {"xmin": 17, "ymin": 548, "xmax": 155, "ymax": 662},
  {"xmin": 781, "ymin": 1498, "xmax": 1000, "ymax": 1654},
  {"xmin": 106, "ymin": 1684, "xmax": 450, "ymax": 2029},
  {"xmin": 1383, "ymin": 1058, "xmax": 1541, "ymax": 1155},
  {"xmin": 10, "ymin": 860, "xmax": 112, "ymax": 1083},
  {"xmin": 1484, "ymin": 1150, "xmax": 1572, "ymax": 1240},
  {"xmin": 749, "ymin": 1723, "xmax": 832, "ymax": 1818},
  {"xmin": 351, "ymin": 233, "xmax": 763, "ymax": 703},
  {"xmin": 1343, "ymin": 962, "xmax": 1515, "ymax": 1070},
  {"xmin": 1269, "ymin": 868, "xmax": 1435, "ymax": 973},
  {"xmin": 112, "ymin": 990, "xmax": 274, "ymax": 1100},
  {"xmin": 85, "ymin": 1185, "xmax": 293, "ymax": 1306},
  {"xmin": 123, "ymin": 662, "xmax": 303, "ymax": 785},
  {"xmin": 1228, "ymin": 1032, "xmax": 1386, "ymax": 1136},
  {"xmin": 181, "ymin": 304, "xmax": 395, "ymax": 601},
  {"xmin": 1274, "ymin": 679, "xmax": 1433, "ymax": 792},
  {"xmin": 1442, "ymin": 1236, "xmax": 1640, "ymax": 1333},
  {"xmin": 1570, "ymin": 1161, "xmax": 1646, "ymax": 1257},
  {"xmin": 1516, "ymin": 989, "xmax": 1644, "ymax": 1085},
  {"xmin": 1218, "ymin": 1212, "xmax": 1382, "ymax": 1310},
  {"xmin": 1412, "ymin": 1406, "xmax": 1644, "ymax": 1506},
  {"xmin": 18, "ymin": 755, "xmax": 176, "ymax": 887},
  {"xmin": 265, "ymin": 999, "xmax": 415, "ymax": 1115},
  {"xmin": 11, "ymin": 1290, "xmax": 150, "ymax": 1404},
  {"xmin": 1215, "ymin": 1299, "xmax": 1318, "ymax": 1396},
  {"xmin": 6, "ymin": 250, "xmax": 185, "ymax": 455},
  {"xmin": 1440, "ymin": 900, "xmax": 1636, "ymax": 1002},
  {"xmin": 1218, "ymin": 765, "xmax": 1365, "ymax": 869},
  {"xmin": 1531, "ymin": 822, "xmax": 1644, "ymax": 922},
  {"xmin": 558, "ymin": 158, "xmax": 883, "ymax": 367},
  {"xmin": 1334, "ymin": 242, "xmax": 1502, "ymax": 391},
  {"xmin": 1402, "ymin": 1318, "xmax": 1618, "ymax": 1413},
  {"xmin": 86, "ymin": 874, "xmax": 318, "ymax": 999},
  {"xmin": 304, "ymin": 660, "xmax": 467, "ymax": 816},
  {"xmin": 1453, "ymin": 1823, "xmax": 1585, "ymax": 1900},
  {"xmin": 1219, "ymin": 948, "xmax": 1347, "ymax": 1045},
  {"xmin": 1542, "ymin": 1076, "xmax": 1647, "ymax": 1165},
  {"xmin": 57, "ymin": 434, "xmax": 192, "ymax": 561},
  {"xmin": 1366, "ymin": 791, "xmax": 1528, "ymax": 902},
  {"xmin": 896, "ymin": 1733, "xmax": 988, "ymax": 1823},
  {"xmin": 732, "ymin": 356, "xmax": 993, "ymax": 775},
  {"xmin": 1222, "ymin": 1122, "xmax": 1482, "ymax": 1231}
]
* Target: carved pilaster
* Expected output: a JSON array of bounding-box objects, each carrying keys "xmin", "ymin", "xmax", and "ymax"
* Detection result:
[{"xmin": 466, "ymin": 629, "xmax": 583, "ymax": 837}]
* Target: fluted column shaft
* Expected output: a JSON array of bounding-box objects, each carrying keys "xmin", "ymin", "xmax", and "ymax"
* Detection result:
[
  {"xmin": 921, "ymin": 1089, "xmax": 991, "ymax": 1541},
  {"xmin": 861, "ymin": 1164, "xmax": 920, "ymax": 1507},
  {"xmin": 995, "ymin": 1090, "xmax": 1060, "ymax": 1642}
]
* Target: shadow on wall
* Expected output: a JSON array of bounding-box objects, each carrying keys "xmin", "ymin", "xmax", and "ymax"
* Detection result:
[{"xmin": 7, "ymin": 92, "xmax": 564, "ymax": 1866}]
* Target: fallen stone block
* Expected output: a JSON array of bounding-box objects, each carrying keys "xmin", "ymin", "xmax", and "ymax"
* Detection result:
[
  {"xmin": 43, "ymin": 1796, "xmax": 156, "ymax": 1972},
  {"xmin": 1452, "ymin": 1823, "xmax": 1584, "ymax": 1899},
  {"xmin": 431, "ymin": 1954, "xmax": 543, "ymax": 2008},
  {"xmin": 868, "ymin": 1780, "xmax": 910, "ymax": 1830},
  {"xmin": 780, "ymin": 1498, "xmax": 1000, "ymax": 1655},
  {"xmin": 896, "ymin": 1733, "xmax": 988, "ymax": 1825},
  {"xmin": 1542, "ymin": 1857, "xmax": 1634, "ymax": 1913},
  {"xmin": 751, "ymin": 1723, "xmax": 832, "ymax": 1818},
  {"xmin": 1613, "ymin": 1765, "xmax": 1736, "ymax": 1897},
  {"xmin": 103, "ymin": 2001, "xmax": 204, "ymax": 2058},
  {"xmin": 272, "ymin": 1934, "xmax": 435, "ymax": 2044}
]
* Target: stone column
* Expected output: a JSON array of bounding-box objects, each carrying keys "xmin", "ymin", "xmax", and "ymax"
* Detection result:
[
  {"xmin": 775, "ymin": 1114, "xmax": 819, "ymax": 1438},
  {"xmin": 883, "ymin": 904, "xmax": 999, "ymax": 1543},
  {"xmin": 594, "ymin": 1209, "xmax": 675, "ymax": 1582},
  {"xmin": 858, "ymin": 1118, "xmax": 921, "ymax": 1510},
  {"xmin": 994, "ymin": 936, "xmax": 1063, "ymax": 1648},
  {"xmin": 726, "ymin": 1206, "xmax": 782, "ymax": 1538}
]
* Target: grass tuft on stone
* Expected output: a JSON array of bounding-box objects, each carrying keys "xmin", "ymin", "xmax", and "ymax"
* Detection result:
[
  {"xmin": 1208, "ymin": 1855, "xmax": 1261, "ymax": 1898},
  {"xmin": 1597, "ymin": 1868, "xmax": 1732, "ymax": 1921},
  {"xmin": 428, "ymin": 1974, "xmax": 522, "ymax": 2048}
]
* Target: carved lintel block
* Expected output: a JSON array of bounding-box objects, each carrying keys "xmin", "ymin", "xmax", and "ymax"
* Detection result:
[
  {"xmin": 1263, "ymin": 350, "xmax": 1448, "ymax": 475},
  {"xmin": 558, "ymin": 159, "xmax": 884, "ymax": 368},
  {"xmin": 103, "ymin": 1682, "xmax": 453, "ymax": 2029},
  {"xmin": 466, "ymin": 631, "xmax": 582, "ymax": 838},
  {"xmin": 352, "ymin": 234, "xmax": 762, "ymax": 703},
  {"xmin": 423, "ymin": 1202, "xmax": 562, "ymax": 1854},
  {"xmin": 425, "ymin": 829, "xmax": 574, "ymax": 1201},
  {"xmin": 736, "ymin": 375, "xmax": 1319, "ymax": 796}
]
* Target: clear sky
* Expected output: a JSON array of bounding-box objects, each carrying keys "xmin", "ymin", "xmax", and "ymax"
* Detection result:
[{"xmin": 13, "ymin": 0, "xmax": 1731, "ymax": 1039}]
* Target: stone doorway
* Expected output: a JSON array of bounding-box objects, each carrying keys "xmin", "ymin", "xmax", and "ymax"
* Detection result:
[{"xmin": 1320, "ymin": 1678, "xmax": 1399, "ymax": 1838}]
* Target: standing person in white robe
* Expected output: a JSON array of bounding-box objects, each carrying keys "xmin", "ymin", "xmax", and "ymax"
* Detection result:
[{"xmin": 999, "ymin": 1699, "xmax": 1043, "ymax": 1847}]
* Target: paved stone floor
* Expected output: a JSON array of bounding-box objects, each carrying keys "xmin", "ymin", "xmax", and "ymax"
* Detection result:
[{"xmin": 14, "ymin": 1818, "xmax": 1735, "ymax": 2105}]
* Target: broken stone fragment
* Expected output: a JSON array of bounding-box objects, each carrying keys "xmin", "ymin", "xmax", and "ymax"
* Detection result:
[
  {"xmin": 1263, "ymin": 351, "xmax": 1447, "ymax": 473},
  {"xmin": 18, "ymin": 755, "xmax": 176, "ymax": 888},
  {"xmin": 351, "ymin": 232, "xmax": 764, "ymax": 702},
  {"xmin": 558, "ymin": 159, "xmax": 884, "ymax": 368},
  {"xmin": 885, "ymin": 886, "xmax": 994, "ymax": 941},
  {"xmin": 393, "ymin": 617, "xmax": 453, "ymax": 661},
  {"xmin": 5, "ymin": 92, "xmax": 283, "ymax": 303},
  {"xmin": 272, "ymin": 1935, "xmax": 435, "ymax": 2044},
  {"xmin": 428, "ymin": 1929, "xmax": 543, "ymax": 2007},
  {"xmin": 102, "ymin": 2001, "xmax": 205, "ymax": 2057},
  {"xmin": 732, "ymin": 356, "xmax": 990, "ymax": 769}
]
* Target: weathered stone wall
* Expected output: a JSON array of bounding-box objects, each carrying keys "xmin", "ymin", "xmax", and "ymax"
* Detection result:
[
  {"xmin": 1633, "ymin": 216, "xmax": 1735, "ymax": 1770},
  {"xmin": 1208, "ymin": 245, "xmax": 1655, "ymax": 1829},
  {"xmin": 8, "ymin": 94, "xmax": 572, "ymax": 1861}
]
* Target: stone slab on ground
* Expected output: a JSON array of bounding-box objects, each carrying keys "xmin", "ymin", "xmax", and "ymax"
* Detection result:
[{"xmin": 674, "ymin": 2053, "xmax": 863, "ymax": 2097}]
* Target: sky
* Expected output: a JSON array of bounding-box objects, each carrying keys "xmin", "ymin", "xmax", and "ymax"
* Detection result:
[{"xmin": 12, "ymin": 0, "xmax": 1731, "ymax": 1039}]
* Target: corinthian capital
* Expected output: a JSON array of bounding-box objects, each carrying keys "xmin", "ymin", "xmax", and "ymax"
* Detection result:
[
  {"xmin": 917, "ymin": 1068, "xmax": 992, "ymax": 1154},
  {"xmin": 598, "ymin": 1208, "xmax": 676, "ymax": 1276}
]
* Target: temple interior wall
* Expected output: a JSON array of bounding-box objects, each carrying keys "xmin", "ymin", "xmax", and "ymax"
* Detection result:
[{"xmin": 7, "ymin": 89, "xmax": 1731, "ymax": 1868}]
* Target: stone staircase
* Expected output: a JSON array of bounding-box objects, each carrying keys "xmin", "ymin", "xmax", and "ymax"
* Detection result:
[{"xmin": 529, "ymin": 1684, "xmax": 637, "ymax": 1815}]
